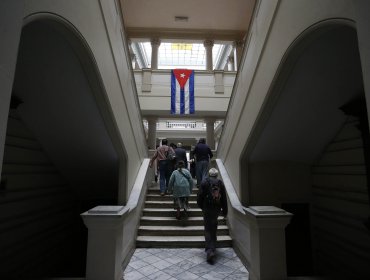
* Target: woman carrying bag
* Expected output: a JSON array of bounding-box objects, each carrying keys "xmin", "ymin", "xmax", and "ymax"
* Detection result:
[{"xmin": 168, "ymin": 160, "xmax": 194, "ymax": 220}]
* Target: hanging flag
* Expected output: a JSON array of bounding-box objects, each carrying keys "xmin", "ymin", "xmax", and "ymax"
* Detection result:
[{"xmin": 171, "ymin": 69, "xmax": 195, "ymax": 114}]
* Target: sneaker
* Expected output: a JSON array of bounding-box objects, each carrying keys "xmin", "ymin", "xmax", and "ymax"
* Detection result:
[
  {"xmin": 160, "ymin": 192, "xmax": 165, "ymax": 196},
  {"xmin": 206, "ymin": 250, "xmax": 215, "ymax": 264},
  {"xmin": 176, "ymin": 208, "xmax": 181, "ymax": 220}
]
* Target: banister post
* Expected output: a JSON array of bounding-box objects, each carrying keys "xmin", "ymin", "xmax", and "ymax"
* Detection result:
[
  {"xmin": 81, "ymin": 206, "xmax": 128, "ymax": 280},
  {"xmin": 243, "ymin": 206, "xmax": 292, "ymax": 280}
]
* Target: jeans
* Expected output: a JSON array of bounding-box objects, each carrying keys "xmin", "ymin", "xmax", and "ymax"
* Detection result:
[
  {"xmin": 158, "ymin": 160, "xmax": 170, "ymax": 193},
  {"xmin": 203, "ymin": 209, "xmax": 220, "ymax": 251},
  {"xmin": 196, "ymin": 160, "xmax": 209, "ymax": 186}
]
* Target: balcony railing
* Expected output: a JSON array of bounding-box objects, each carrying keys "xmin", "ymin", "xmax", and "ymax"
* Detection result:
[{"xmin": 134, "ymin": 69, "xmax": 236, "ymax": 117}]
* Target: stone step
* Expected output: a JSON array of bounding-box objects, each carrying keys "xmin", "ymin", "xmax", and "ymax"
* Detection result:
[
  {"xmin": 137, "ymin": 184, "xmax": 232, "ymax": 249},
  {"xmin": 138, "ymin": 225, "xmax": 229, "ymax": 236},
  {"xmin": 145, "ymin": 200, "xmax": 198, "ymax": 208},
  {"xmin": 143, "ymin": 208, "xmax": 202, "ymax": 217},
  {"xmin": 147, "ymin": 188, "xmax": 199, "ymax": 194},
  {"xmin": 136, "ymin": 235, "xmax": 232, "ymax": 248},
  {"xmin": 140, "ymin": 216, "xmax": 227, "ymax": 226},
  {"xmin": 146, "ymin": 194, "xmax": 197, "ymax": 201}
]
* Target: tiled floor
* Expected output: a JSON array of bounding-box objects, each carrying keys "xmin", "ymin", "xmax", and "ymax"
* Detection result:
[{"xmin": 123, "ymin": 247, "xmax": 249, "ymax": 280}]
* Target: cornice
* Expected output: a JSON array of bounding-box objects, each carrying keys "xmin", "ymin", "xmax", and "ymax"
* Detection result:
[{"xmin": 126, "ymin": 27, "xmax": 246, "ymax": 42}]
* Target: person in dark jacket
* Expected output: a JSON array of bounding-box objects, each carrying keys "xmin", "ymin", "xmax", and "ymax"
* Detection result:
[
  {"xmin": 189, "ymin": 145, "xmax": 196, "ymax": 178},
  {"xmin": 174, "ymin": 142, "xmax": 188, "ymax": 169},
  {"xmin": 197, "ymin": 168, "xmax": 228, "ymax": 264},
  {"xmin": 149, "ymin": 139, "xmax": 175, "ymax": 196},
  {"xmin": 194, "ymin": 138, "xmax": 213, "ymax": 186}
]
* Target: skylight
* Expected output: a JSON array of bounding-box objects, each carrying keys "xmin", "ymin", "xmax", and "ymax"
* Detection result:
[{"xmin": 139, "ymin": 42, "xmax": 224, "ymax": 70}]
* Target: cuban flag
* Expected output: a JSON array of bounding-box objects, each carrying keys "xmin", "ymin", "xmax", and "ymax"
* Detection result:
[{"xmin": 171, "ymin": 69, "xmax": 195, "ymax": 114}]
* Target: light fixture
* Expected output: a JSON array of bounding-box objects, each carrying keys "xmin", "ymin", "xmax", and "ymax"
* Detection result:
[{"xmin": 174, "ymin": 16, "xmax": 189, "ymax": 22}]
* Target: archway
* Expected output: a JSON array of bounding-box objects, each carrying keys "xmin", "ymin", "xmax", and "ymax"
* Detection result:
[
  {"xmin": 242, "ymin": 20, "xmax": 369, "ymax": 278},
  {"xmin": 0, "ymin": 15, "xmax": 126, "ymax": 278}
]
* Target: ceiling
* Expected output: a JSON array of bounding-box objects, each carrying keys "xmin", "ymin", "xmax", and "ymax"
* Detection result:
[{"xmin": 120, "ymin": 0, "xmax": 256, "ymax": 42}]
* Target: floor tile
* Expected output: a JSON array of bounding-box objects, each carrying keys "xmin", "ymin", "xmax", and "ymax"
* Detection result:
[{"xmin": 123, "ymin": 248, "xmax": 249, "ymax": 280}]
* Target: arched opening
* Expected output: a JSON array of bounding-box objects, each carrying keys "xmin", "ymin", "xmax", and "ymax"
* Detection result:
[
  {"xmin": 242, "ymin": 21, "xmax": 369, "ymax": 278},
  {"xmin": 0, "ymin": 16, "xmax": 125, "ymax": 278}
]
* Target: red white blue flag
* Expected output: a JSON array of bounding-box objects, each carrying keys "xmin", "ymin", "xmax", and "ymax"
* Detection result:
[{"xmin": 171, "ymin": 69, "xmax": 194, "ymax": 114}]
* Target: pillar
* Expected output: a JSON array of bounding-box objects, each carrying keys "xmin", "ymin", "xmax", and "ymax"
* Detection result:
[
  {"xmin": 150, "ymin": 38, "xmax": 161, "ymax": 69},
  {"xmin": 0, "ymin": 0, "xmax": 24, "ymax": 177},
  {"xmin": 214, "ymin": 70, "xmax": 224, "ymax": 94},
  {"xmin": 205, "ymin": 118, "xmax": 216, "ymax": 150},
  {"xmin": 244, "ymin": 206, "xmax": 292, "ymax": 280},
  {"xmin": 130, "ymin": 53, "xmax": 137, "ymax": 69},
  {"xmin": 204, "ymin": 39, "xmax": 214, "ymax": 71},
  {"xmin": 227, "ymin": 55, "xmax": 235, "ymax": 71},
  {"xmin": 127, "ymin": 39, "xmax": 135, "ymax": 69},
  {"xmin": 352, "ymin": 2, "xmax": 370, "ymax": 230},
  {"xmin": 81, "ymin": 206, "xmax": 127, "ymax": 280},
  {"xmin": 233, "ymin": 40, "xmax": 244, "ymax": 71},
  {"xmin": 146, "ymin": 117, "xmax": 157, "ymax": 149}
]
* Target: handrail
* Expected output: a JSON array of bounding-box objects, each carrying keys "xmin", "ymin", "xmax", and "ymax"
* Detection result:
[
  {"xmin": 216, "ymin": 159, "xmax": 245, "ymax": 215},
  {"xmin": 81, "ymin": 158, "xmax": 151, "ymax": 280},
  {"xmin": 83, "ymin": 158, "xmax": 150, "ymax": 216},
  {"xmin": 126, "ymin": 158, "xmax": 150, "ymax": 211}
]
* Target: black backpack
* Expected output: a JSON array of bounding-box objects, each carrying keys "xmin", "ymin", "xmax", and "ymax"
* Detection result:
[
  {"xmin": 165, "ymin": 148, "xmax": 176, "ymax": 161},
  {"xmin": 205, "ymin": 178, "xmax": 221, "ymax": 205}
]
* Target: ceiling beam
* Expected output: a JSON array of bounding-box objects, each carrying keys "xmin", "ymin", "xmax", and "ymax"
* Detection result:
[{"xmin": 126, "ymin": 27, "xmax": 245, "ymax": 42}]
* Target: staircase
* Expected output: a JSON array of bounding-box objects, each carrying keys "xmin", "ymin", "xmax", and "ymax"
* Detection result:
[{"xmin": 136, "ymin": 184, "xmax": 232, "ymax": 248}]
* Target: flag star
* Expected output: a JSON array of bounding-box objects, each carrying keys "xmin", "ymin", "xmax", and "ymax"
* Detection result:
[{"xmin": 180, "ymin": 73, "xmax": 186, "ymax": 78}]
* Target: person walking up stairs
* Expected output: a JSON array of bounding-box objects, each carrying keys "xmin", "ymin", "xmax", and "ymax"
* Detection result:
[{"xmin": 136, "ymin": 173, "xmax": 232, "ymax": 248}]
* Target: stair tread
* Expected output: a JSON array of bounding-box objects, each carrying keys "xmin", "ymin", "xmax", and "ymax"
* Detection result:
[
  {"xmin": 146, "ymin": 200, "xmax": 197, "ymax": 203},
  {"xmin": 139, "ymin": 225, "xmax": 228, "ymax": 230},
  {"xmin": 139, "ymin": 185, "xmax": 231, "ymax": 248},
  {"xmin": 137, "ymin": 235, "xmax": 232, "ymax": 242},
  {"xmin": 143, "ymin": 208, "xmax": 201, "ymax": 211},
  {"xmin": 141, "ymin": 216, "xmax": 225, "ymax": 221},
  {"xmin": 146, "ymin": 193, "xmax": 197, "ymax": 196}
]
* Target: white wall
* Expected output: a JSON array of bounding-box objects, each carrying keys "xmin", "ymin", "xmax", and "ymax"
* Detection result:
[
  {"xmin": 0, "ymin": 0, "xmax": 24, "ymax": 177},
  {"xmin": 312, "ymin": 116, "xmax": 370, "ymax": 277},
  {"xmin": 0, "ymin": 0, "xmax": 148, "ymax": 277},
  {"xmin": 218, "ymin": 0, "xmax": 358, "ymax": 198},
  {"xmin": 21, "ymin": 0, "xmax": 147, "ymax": 201}
]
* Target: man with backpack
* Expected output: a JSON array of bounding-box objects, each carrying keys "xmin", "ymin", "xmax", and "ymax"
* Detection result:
[{"xmin": 197, "ymin": 168, "xmax": 228, "ymax": 264}]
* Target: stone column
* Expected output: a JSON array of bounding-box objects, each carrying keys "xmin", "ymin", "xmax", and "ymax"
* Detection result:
[
  {"xmin": 205, "ymin": 118, "xmax": 216, "ymax": 150},
  {"xmin": 130, "ymin": 53, "xmax": 137, "ymax": 69},
  {"xmin": 243, "ymin": 206, "xmax": 292, "ymax": 280},
  {"xmin": 227, "ymin": 55, "xmax": 235, "ymax": 71},
  {"xmin": 204, "ymin": 39, "xmax": 214, "ymax": 71},
  {"xmin": 214, "ymin": 70, "xmax": 224, "ymax": 94},
  {"xmin": 233, "ymin": 40, "xmax": 244, "ymax": 71},
  {"xmin": 0, "ymin": 0, "xmax": 24, "ymax": 177},
  {"xmin": 146, "ymin": 117, "xmax": 157, "ymax": 149},
  {"xmin": 150, "ymin": 38, "xmax": 161, "ymax": 69},
  {"xmin": 81, "ymin": 206, "xmax": 127, "ymax": 280}
]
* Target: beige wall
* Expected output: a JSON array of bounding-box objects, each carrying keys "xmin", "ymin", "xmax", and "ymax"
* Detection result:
[
  {"xmin": 22, "ymin": 0, "xmax": 147, "ymax": 201},
  {"xmin": 217, "ymin": 0, "xmax": 357, "ymax": 199},
  {"xmin": 248, "ymin": 162, "xmax": 312, "ymax": 206},
  {"xmin": 0, "ymin": 0, "xmax": 148, "ymax": 277},
  {"xmin": 312, "ymin": 116, "xmax": 370, "ymax": 277}
]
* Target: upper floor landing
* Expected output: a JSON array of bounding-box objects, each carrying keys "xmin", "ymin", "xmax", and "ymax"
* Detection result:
[{"xmin": 134, "ymin": 69, "xmax": 236, "ymax": 118}]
